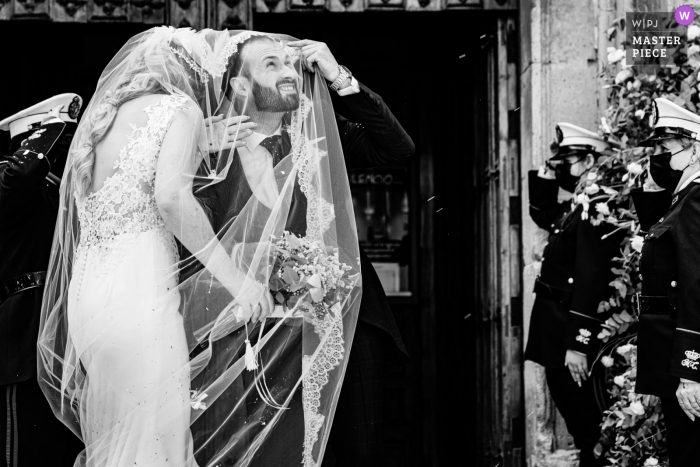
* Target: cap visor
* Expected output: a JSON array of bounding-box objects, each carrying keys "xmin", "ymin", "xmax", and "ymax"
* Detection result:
[
  {"xmin": 639, "ymin": 133, "xmax": 677, "ymax": 147},
  {"xmin": 550, "ymin": 148, "xmax": 590, "ymax": 160}
]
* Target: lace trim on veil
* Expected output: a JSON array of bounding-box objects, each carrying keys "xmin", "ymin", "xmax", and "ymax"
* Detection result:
[{"xmin": 289, "ymin": 94, "xmax": 343, "ymax": 467}]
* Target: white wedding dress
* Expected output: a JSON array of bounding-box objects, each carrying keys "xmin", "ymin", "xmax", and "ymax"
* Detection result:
[{"xmin": 68, "ymin": 93, "xmax": 196, "ymax": 467}]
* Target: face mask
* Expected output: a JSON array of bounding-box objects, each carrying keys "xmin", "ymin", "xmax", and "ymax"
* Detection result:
[
  {"xmin": 554, "ymin": 158, "xmax": 583, "ymax": 193},
  {"xmin": 649, "ymin": 148, "xmax": 689, "ymax": 191}
]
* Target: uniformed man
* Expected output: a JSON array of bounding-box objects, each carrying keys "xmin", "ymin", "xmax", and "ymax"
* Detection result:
[
  {"xmin": 631, "ymin": 97, "xmax": 700, "ymax": 467},
  {"xmin": 525, "ymin": 123, "xmax": 624, "ymax": 467},
  {"xmin": 0, "ymin": 94, "xmax": 84, "ymax": 466}
]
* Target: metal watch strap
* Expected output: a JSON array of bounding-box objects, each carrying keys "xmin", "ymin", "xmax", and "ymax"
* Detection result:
[
  {"xmin": 0, "ymin": 271, "xmax": 47, "ymax": 304},
  {"xmin": 329, "ymin": 65, "xmax": 351, "ymax": 92}
]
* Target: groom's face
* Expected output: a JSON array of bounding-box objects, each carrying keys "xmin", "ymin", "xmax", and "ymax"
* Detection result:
[{"xmin": 242, "ymin": 40, "xmax": 300, "ymax": 113}]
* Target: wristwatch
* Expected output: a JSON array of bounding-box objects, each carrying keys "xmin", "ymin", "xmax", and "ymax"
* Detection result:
[{"xmin": 329, "ymin": 65, "xmax": 352, "ymax": 92}]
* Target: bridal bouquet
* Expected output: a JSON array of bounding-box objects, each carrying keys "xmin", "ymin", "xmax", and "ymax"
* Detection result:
[{"xmin": 269, "ymin": 232, "xmax": 355, "ymax": 322}]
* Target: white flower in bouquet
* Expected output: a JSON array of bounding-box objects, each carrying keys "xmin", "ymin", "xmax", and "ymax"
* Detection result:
[
  {"xmin": 607, "ymin": 47, "xmax": 625, "ymax": 64},
  {"xmin": 614, "ymin": 375, "xmax": 626, "ymax": 387},
  {"xmin": 634, "ymin": 109, "xmax": 645, "ymax": 120},
  {"xmin": 689, "ymin": 24, "xmax": 700, "ymax": 41},
  {"xmin": 631, "ymin": 235, "xmax": 644, "ymax": 253},
  {"xmin": 595, "ymin": 203, "xmax": 610, "ymax": 216},
  {"xmin": 690, "ymin": 44, "xmax": 700, "ymax": 56},
  {"xmin": 628, "ymin": 400, "xmax": 645, "ymax": 415},
  {"xmin": 627, "ymin": 162, "xmax": 643, "ymax": 174},
  {"xmin": 601, "ymin": 356, "xmax": 615, "ymax": 367},
  {"xmin": 644, "ymin": 457, "xmax": 659, "ymax": 466}
]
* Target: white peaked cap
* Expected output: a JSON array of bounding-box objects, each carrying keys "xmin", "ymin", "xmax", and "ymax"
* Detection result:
[
  {"xmin": 640, "ymin": 97, "xmax": 700, "ymax": 146},
  {"xmin": 553, "ymin": 122, "xmax": 615, "ymax": 158},
  {"xmin": 0, "ymin": 93, "xmax": 83, "ymax": 138}
]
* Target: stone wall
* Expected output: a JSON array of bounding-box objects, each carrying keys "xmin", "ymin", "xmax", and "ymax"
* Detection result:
[{"xmin": 520, "ymin": 0, "xmax": 617, "ymax": 465}]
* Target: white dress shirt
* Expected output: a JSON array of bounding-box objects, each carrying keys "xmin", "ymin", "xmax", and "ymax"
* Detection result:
[{"xmin": 238, "ymin": 127, "xmax": 283, "ymax": 209}]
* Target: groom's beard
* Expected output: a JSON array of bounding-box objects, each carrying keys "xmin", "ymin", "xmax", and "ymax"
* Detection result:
[{"xmin": 252, "ymin": 78, "xmax": 299, "ymax": 112}]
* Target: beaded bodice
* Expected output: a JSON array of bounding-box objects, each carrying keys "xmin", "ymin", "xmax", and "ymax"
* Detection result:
[{"xmin": 75, "ymin": 94, "xmax": 188, "ymax": 274}]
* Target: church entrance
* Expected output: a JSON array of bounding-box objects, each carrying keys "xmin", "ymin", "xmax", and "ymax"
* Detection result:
[{"xmin": 0, "ymin": 7, "xmax": 521, "ymax": 465}]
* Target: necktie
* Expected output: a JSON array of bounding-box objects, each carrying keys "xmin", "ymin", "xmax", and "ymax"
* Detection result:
[{"xmin": 259, "ymin": 135, "xmax": 284, "ymax": 167}]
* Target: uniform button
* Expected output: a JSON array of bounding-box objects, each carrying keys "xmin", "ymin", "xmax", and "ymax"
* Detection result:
[
  {"xmin": 659, "ymin": 217, "xmax": 664, "ymax": 222},
  {"xmin": 671, "ymin": 281, "xmax": 678, "ymax": 288},
  {"xmin": 551, "ymin": 224, "xmax": 555, "ymax": 228},
  {"xmin": 568, "ymin": 278, "xmax": 574, "ymax": 284},
  {"xmin": 639, "ymin": 274, "xmax": 643, "ymax": 281},
  {"xmin": 555, "ymin": 229, "xmax": 560, "ymax": 234}
]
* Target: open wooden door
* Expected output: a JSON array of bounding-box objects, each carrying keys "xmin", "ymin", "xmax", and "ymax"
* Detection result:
[{"xmin": 473, "ymin": 15, "xmax": 524, "ymax": 467}]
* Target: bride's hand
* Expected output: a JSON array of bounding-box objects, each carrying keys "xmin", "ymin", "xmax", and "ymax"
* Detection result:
[
  {"xmin": 203, "ymin": 114, "xmax": 256, "ymax": 154},
  {"xmin": 250, "ymin": 291, "xmax": 275, "ymax": 324},
  {"xmin": 237, "ymin": 283, "xmax": 274, "ymax": 324}
]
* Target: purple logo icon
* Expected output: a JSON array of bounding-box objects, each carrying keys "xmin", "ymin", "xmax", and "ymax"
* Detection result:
[{"xmin": 675, "ymin": 5, "xmax": 695, "ymax": 26}]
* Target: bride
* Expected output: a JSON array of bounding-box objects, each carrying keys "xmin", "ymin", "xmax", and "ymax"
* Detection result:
[{"xmin": 37, "ymin": 27, "xmax": 362, "ymax": 467}]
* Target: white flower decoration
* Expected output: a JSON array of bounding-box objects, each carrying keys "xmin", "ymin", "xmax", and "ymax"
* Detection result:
[
  {"xmin": 615, "ymin": 68, "xmax": 634, "ymax": 85},
  {"xmin": 601, "ymin": 356, "xmax": 615, "ymax": 367},
  {"xmin": 634, "ymin": 109, "xmax": 646, "ymax": 120},
  {"xmin": 631, "ymin": 235, "xmax": 644, "ymax": 253},
  {"xmin": 627, "ymin": 162, "xmax": 643, "ymax": 174},
  {"xmin": 629, "ymin": 400, "xmax": 645, "ymax": 415},
  {"xmin": 689, "ymin": 24, "xmax": 700, "ymax": 41},
  {"xmin": 586, "ymin": 184, "xmax": 600, "ymax": 195},
  {"xmin": 614, "ymin": 375, "xmax": 626, "ymax": 387},
  {"xmin": 595, "ymin": 202, "xmax": 610, "ymax": 215},
  {"xmin": 689, "ymin": 44, "xmax": 700, "ymax": 56},
  {"xmin": 607, "ymin": 47, "xmax": 625, "ymax": 64},
  {"xmin": 644, "ymin": 457, "xmax": 659, "ymax": 466},
  {"xmin": 617, "ymin": 344, "xmax": 633, "ymax": 355}
]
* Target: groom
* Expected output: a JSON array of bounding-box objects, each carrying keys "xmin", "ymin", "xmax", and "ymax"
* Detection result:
[{"xmin": 193, "ymin": 34, "xmax": 413, "ymax": 466}]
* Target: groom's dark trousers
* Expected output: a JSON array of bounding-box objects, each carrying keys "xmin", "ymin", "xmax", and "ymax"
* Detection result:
[
  {"xmin": 0, "ymin": 122, "xmax": 83, "ymax": 467},
  {"xmin": 187, "ymin": 81, "xmax": 413, "ymax": 466}
]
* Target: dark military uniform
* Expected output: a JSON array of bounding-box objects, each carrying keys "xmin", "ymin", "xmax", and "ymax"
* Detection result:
[
  {"xmin": 0, "ymin": 121, "xmax": 83, "ymax": 466},
  {"xmin": 632, "ymin": 183, "xmax": 700, "ymax": 467},
  {"xmin": 525, "ymin": 170, "xmax": 624, "ymax": 467}
]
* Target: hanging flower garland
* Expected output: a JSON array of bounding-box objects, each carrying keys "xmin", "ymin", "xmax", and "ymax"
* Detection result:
[{"xmin": 580, "ymin": 18, "xmax": 700, "ymax": 467}]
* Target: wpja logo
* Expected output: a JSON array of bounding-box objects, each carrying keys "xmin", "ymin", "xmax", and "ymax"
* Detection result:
[{"xmin": 626, "ymin": 11, "xmax": 688, "ymax": 66}]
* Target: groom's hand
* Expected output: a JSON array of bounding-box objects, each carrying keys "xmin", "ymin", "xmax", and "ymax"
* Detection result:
[{"xmin": 286, "ymin": 39, "xmax": 350, "ymax": 89}]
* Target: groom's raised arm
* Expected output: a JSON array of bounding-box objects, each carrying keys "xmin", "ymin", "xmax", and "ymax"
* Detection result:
[
  {"xmin": 287, "ymin": 39, "xmax": 414, "ymax": 170},
  {"xmin": 335, "ymin": 81, "xmax": 415, "ymax": 170}
]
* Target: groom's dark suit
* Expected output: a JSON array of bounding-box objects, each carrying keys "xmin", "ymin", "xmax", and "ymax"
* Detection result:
[{"xmin": 185, "ymin": 81, "xmax": 413, "ymax": 465}]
